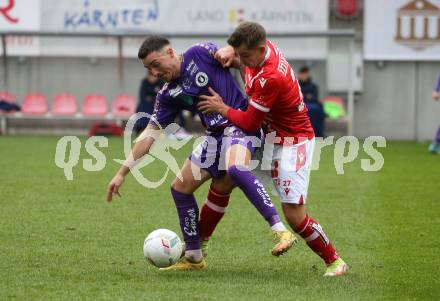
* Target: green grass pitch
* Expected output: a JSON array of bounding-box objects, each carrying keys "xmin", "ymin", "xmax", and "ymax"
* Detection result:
[{"xmin": 1, "ymin": 136, "xmax": 439, "ymax": 300}]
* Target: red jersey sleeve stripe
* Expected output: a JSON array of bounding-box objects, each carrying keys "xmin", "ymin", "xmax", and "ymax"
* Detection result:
[{"xmin": 249, "ymin": 99, "xmax": 270, "ymax": 113}]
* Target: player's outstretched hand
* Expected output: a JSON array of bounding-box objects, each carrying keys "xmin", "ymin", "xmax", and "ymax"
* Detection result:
[
  {"xmin": 214, "ymin": 46, "xmax": 237, "ymax": 68},
  {"xmin": 107, "ymin": 173, "xmax": 125, "ymax": 203},
  {"xmin": 198, "ymin": 87, "xmax": 228, "ymax": 116},
  {"xmin": 433, "ymin": 91, "xmax": 440, "ymax": 101}
]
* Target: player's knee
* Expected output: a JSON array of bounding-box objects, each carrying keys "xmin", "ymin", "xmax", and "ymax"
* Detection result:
[
  {"xmin": 171, "ymin": 177, "xmax": 185, "ymax": 194},
  {"xmin": 226, "ymin": 144, "xmax": 251, "ymax": 170},
  {"xmin": 171, "ymin": 176, "xmax": 199, "ymax": 195},
  {"xmin": 211, "ymin": 177, "xmax": 235, "ymax": 195}
]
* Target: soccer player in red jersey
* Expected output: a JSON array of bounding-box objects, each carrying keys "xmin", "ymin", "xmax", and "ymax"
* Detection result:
[{"xmin": 198, "ymin": 22, "xmax": 348, "ymax": 276}]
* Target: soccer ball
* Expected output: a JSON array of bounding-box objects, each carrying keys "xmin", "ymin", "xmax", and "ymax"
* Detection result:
[{"xmin": 143, "ymin": 229, "xmax": 182, "ymax": 268}]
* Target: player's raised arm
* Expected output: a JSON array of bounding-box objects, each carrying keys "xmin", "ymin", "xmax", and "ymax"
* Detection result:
[{"xmin": 106, "ymin": 123, "xmax": 161, "ymax": 202}]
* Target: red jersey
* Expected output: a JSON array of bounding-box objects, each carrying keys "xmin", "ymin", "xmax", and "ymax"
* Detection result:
[{"xmin": 244, "ymin": 40, "xmax": 314, "ymax": 143}]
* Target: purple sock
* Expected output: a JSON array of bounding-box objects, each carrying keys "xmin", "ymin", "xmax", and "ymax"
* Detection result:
[
  {"xmin": 170, "ymin": 188, "xmax": 200, "ymax": 250},
  {"xmin": 227, "ymin": 165, "xmax": 281, "ymax": 226}
]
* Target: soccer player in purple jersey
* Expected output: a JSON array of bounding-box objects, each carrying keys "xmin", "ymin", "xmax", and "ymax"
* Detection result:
[{"xmin": 106, "ymin": 36, "xmax": 296, "ymax": 270}]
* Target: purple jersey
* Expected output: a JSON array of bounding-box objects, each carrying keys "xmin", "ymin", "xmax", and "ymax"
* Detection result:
[{"xmin": 149, "ymin": 42, "xmax": 248, "ymax": 132}]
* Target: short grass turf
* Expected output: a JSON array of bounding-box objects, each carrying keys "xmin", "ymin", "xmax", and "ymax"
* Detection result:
[{"xmin": 0, "ymin": 136, "xmax": 439, "ymax": 301}]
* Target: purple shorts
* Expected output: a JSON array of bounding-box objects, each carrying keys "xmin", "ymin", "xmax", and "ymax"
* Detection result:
[{"xmin": 189, "ymin": 125, "xmax": 263, "ymax": 179}]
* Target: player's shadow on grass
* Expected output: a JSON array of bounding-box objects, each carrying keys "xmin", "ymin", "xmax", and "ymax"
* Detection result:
[{"xmin": 150, "ymin": 261, "xmax": 309, "ymax": 281}]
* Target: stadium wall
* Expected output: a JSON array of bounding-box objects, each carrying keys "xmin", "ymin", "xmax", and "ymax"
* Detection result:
[
  {"xmin": 355, "ymin": 62, "xmax": 440, "ymax": 141},
  {"xmin": 332, "ymin": 8, "xmax": 440, "ymax": 141}
]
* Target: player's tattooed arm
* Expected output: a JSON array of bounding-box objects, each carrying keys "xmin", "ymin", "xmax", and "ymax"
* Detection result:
[{"xmin": 198, "ymin": 87, "xmax": 229, "ymax": 117}]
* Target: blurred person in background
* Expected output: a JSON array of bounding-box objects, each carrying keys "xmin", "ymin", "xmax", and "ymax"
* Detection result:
[
  {"xmin": 429, "ymin": 73, "xmax": 440, "ymax": 154},
  {"xmin": 297, "ymin": 66, "xmax": 326, "ymax": 137},
  {"xmin": 136, "ymin": 71, "xmax": 189, "ymax": 139},
  {"xmin": 135, "ymin": 71, "xmax": 163, "ymax": 135}
]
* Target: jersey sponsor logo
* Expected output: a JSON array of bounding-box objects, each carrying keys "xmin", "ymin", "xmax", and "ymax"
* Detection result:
[
  {"xmin": 195, "ymin": 72, "xmax": 209, "ymax": 87},
  {"xmin": 207, "ymin": 113, "xmax": 223, "ymax": 126},
  {"xmin": 190, "ymin": 64, "xmax": 199, "ymax": 76},
  {"xmin": 284, "ymin": 187, "xmax": 290, "ymax": 196},
  {"xmin": 259, "ymin": 77, "xmax": 267, "ymax": 88},
  {"xmin": 183, "ymin": 208, "xmax": 198, "ymax": 236},
  {"xmin": 253, "ymin": 179, "xmax": 274, "ymax": 207},
  {"xmin": 186, "ymin": 60, "xmax": 195, "ymax": 71},
  {"xmin": 186, "ymin": 59, "xmax": 199, "ymax": 75}
]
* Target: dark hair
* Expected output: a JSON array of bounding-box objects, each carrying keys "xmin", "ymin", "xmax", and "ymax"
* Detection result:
[
  {"xmin": 138, "ymin": 36, "xmax": 170, "ymax": 60},
  {"xmin": 299, "ymin": 66, "xmax": 310, "ymax": 74},
  {"xmin": 227, "ymin": 22, "xmax": 266, "ymax": 49}
]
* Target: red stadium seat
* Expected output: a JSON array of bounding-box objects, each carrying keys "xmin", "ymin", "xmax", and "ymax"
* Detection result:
[
  {"xmin": 82, "ymin": 94, "xmax": 108, "ymax": 116},
  {"xmin": 0, "ymin": 91, "xmax": 16, "ymax": 103},
  {"xmin": 51, "ymin": 93, "xmax": 77, "ymax": 116},
  {"xmin": 335, "ymin": 0, "xmax": 358, "ymax": 18},
  {"xmin": 112, "ymin": 94, "xmax": 136, "ymax": 118},
  {"xmin": 21, "ymin": 93, "xmax": 48, "ymax": 115}
]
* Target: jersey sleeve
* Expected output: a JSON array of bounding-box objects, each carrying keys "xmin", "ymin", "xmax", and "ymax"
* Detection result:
[
  {"xmin": 148, "ymin": 91, "xmax": 178, "ymax": 128},
  {"xmin": 226, "ymin": 104, "xmax": 267, "ymax": 133},
  {"xmin": 248, "ymin": 76, "xmax": 280, "ymax": 113}
]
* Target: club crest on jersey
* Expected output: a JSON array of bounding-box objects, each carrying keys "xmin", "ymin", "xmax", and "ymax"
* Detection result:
[
  {"xmin": 182, "ymin": 78, "xmax": 192, "ymax": 90},
  {"xmin": 259, "ymin": 77, "xmax": 267, "ymax": 88},
  {"xmin": 195, "ymin": 72, "xmax": 209, "ymax": 87}
]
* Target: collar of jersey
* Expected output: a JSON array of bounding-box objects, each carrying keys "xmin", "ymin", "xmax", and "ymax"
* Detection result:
[{"xmin": 258, "ymin": 45, "xmax": 271, "ymax": 67}]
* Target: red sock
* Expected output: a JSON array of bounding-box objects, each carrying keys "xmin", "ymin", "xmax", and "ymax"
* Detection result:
[
  {"xmin": 199, "ymin": 185, "xmax": 230, "ymax": 240},
  {"xmin": 295, "ymin": 214, "xmax": 339, "ymax": 265}
]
